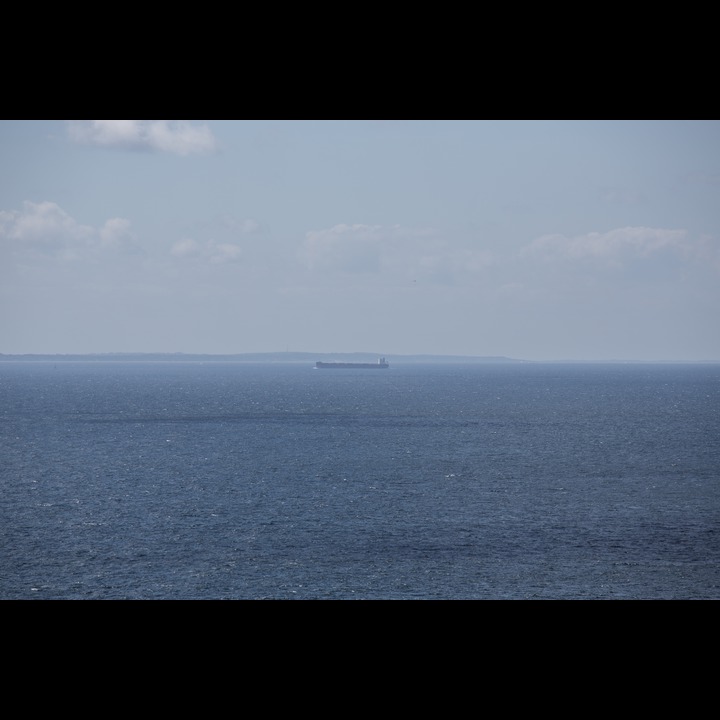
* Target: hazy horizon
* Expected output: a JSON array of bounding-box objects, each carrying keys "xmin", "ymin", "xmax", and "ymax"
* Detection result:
[
  {"xmin": 0, "ymin": 350, "xmax": 716, "ymax": 365},
  {"xmin": 2, "ymin": 120, "xmax": 719, "ymax": 362}
]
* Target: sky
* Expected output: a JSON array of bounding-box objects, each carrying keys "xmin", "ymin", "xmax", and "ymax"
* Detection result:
[{"xmin": 1, "ymin": 119, "xmax": 719, "ymax": 361}]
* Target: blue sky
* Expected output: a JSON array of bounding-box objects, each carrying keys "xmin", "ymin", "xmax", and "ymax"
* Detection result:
[{"xmin": 1, "ymin": 119, "xmax": 718, "ymax": 360}]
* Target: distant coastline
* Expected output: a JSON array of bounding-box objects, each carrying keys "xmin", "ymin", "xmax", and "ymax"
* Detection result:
[
  {"xmin": 0, "ymin": 351, "xmax": 720, "ymax": 367},
  {"xmin": 1, "ymin": 353, "xmax": 717, "ymax": 364},
  {"xmin": 0, "ymin": 352, "xmax": 525, "ymax": 363}
]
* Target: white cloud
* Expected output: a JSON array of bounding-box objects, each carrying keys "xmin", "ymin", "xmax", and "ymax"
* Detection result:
[
  {"xmin": 1, "ymin": 201, "xmax": 93, "ymax": 259},
  {"xmin": 209, "ymin": 243, "xmax": 243, "ymax": 264},
  {"xmin": 300, "ymin": 223, "xmax": 493, "ymax": 283},
  {"xmin": 0, "ymin": 201, "xmax": 137, "ymax": 263},
  {"xmin": 170, "ymin": 237, "xmax": 243, "ymax": 264},
  {"xmin": 522, "ymin": 226, "xmax": 690, "ymax": 264},
  {"xmin": 99, "ymin": 217, "xmax": 135, "ymax": 248},
  {"xmin": 301, "ymin": 223, "xmax": 386, "ymax": 273},
  {"xmin": 66, "ymin": 120, "xmax": 217, "ymax": 156},
  {"xmin": 170, "ymin": 238, "xmax": 201, "ymax": 258},
  {"xmin": 1, "ymin": 200, "xmax": 92, "ymax": 243}
]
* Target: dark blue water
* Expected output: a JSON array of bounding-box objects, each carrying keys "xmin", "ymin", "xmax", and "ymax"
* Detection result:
[{"xmin": 2, "ymin": 360, "xmax": 719, "ymax": 599}]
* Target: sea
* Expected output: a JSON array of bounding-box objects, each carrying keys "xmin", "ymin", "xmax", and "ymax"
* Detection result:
[{"xmin": 1, "ymin": 360, "xmax": 719, "ymax": 600}]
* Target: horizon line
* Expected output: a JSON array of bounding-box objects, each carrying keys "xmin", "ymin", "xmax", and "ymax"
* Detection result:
[{"xmin": 1, "ymin": 351, "xmax": 719, "ymax": 364}]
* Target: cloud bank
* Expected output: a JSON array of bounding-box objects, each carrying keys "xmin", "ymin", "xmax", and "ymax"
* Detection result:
[
  {"xmin": 0, "ymin": 200, "xmax": 136, "ymax": 262},
  {"xmin": 66, "ymin": 120, "xmax": 218, "ymax": 156},
  {"xmin": 300, "ymin": 223, "xmax": 494, "ymax": 283},
  {"xmin": 4, "ymin": 201, "xmax": 716, "ymax": 277}
]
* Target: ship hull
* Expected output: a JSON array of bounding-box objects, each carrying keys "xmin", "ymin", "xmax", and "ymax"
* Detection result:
[{"xmin": 315, "ymin": 360, "xmax": 389, "ymax": 369}]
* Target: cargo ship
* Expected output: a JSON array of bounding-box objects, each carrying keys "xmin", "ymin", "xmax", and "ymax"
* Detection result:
[{"xmin": 315, "ymin": 357, "xmax": 389, "ymax": 369}]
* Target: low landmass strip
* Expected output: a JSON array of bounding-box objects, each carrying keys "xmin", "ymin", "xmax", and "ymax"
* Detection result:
[{"xmin": 0, "ymin": 352, "xmax": 524, "ymax": 363}]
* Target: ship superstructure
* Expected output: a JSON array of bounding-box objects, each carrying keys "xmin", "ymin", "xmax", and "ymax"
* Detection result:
[{"xmin": 315, "ymin": 357, "xmax": 389, "ymax": 369}]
